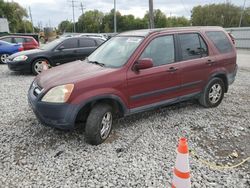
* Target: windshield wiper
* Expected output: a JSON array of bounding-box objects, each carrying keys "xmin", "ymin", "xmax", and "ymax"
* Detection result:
[{"xmin": 86, "ymin": 58, "xmax": 105, "ymax": 67}]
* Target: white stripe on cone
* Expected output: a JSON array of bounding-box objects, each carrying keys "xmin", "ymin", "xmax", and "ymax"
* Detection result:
[
  {"xmin": 175, "ymin": 152, "xmax": 190, "ymax": 173},
  {"xmin": 173, "ymin": 174, "xmax": 191, "ymax": 188}
]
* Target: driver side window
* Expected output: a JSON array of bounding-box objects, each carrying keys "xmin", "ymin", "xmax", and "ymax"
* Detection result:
[{"xmin": 139, "ymin": 35, "xmax": 175, "ymax": 67}]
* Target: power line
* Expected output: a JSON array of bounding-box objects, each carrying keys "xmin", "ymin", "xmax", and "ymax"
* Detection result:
[{"xmin": 179, "ymin": 0, "xmax": 191, "ymax": 15}]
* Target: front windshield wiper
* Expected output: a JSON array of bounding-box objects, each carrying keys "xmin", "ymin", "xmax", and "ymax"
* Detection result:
[{"xmin": 86, "ymin": 58, "xmax": 105, "ymax": 67}]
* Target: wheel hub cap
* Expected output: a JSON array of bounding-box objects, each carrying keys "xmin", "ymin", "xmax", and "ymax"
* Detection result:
[
  {"xmin": 100, "ymin": 112, "xmax": 112, "ymax": 139},
  {"xmin": 34, "ymin": 61, "xmax": 49, "ymax": 74},
  {"xmin": 1, "ymin": 54, "xmax": 9, "ymax": 63},
  {"xmin": 209, "ymin": 84, "xmax": 222, "ymax": 104}
]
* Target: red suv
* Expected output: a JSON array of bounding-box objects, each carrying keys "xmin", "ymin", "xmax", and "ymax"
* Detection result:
[
  {"xmin": 0, "ymin": 35, "xmax": 39, "ymax": 50},
  {"xmin": 28, "ymin": 27, "xmax": 237, "ymax": 145}
]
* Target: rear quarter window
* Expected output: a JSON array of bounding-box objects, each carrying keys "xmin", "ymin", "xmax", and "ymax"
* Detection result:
[{"xmin": 206, "ymin": 31, "xmax": 233, "ymax": 53}]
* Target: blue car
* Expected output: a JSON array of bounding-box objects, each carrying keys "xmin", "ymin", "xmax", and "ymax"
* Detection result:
[{"xmin": 0, "ymin": 40, "xmax": 23, "ymax": 64}]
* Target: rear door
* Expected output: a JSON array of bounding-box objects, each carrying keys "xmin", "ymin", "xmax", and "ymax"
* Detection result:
[
  {"xmin": 127, "ymin": 34, "xmax": 182, "ymax": 110},
  {"xmin": 177, "ymin": 33, "xmax": 213, "ymax": 97},
  {"xmin": 78, "ymin": 38, "xmax": 97, "ymax": 60}
]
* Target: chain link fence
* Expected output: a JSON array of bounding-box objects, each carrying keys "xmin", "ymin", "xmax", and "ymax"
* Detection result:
[{"xmin": 226, "ymin": 27, "xmax": 250, "ymax": 49}]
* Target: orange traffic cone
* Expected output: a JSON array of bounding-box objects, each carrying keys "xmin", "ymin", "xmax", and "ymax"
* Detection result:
[{"xmin": 172, "ymin": 137, "xmax": 191, "ymax": 188}]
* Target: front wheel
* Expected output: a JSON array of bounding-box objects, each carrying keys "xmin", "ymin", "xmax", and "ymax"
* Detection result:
[
  {"xmin": 32, "ymin": 58, "xmax": 50, "ymax": 75},
  {"xmin": 199, "ymin": 77, "xmax": 225, "ymax": 108},
  {"xmin": 85, "ymin": 103, "xmax": 113, "ymax": 145},
  {"xmin": 0, "ymin": 53, "xmax": 10, "ymax": 64}
]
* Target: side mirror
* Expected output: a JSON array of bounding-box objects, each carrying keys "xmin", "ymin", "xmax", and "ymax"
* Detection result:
[{"xmin": 134, "ymin": 58, "xmax": 153, "ymax": 71}]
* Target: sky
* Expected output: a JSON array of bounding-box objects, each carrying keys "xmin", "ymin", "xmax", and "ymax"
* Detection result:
[{"xmin": 11, "ymin": 0, "xmax": 249, "ymax": 28}]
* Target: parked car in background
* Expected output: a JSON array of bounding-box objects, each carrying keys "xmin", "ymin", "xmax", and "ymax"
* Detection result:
[
  {"xmin": 0, "ymin": 35, "xmax": 39, "ymax": 51},
  {"xmin": 7, "ymin": 36, "xmax": 104, "ymax": 75},
  {"xmin": 28, "ymin": 27, "xmax": 237, "ymax": 145},
  {"xmin": 79, "ymin": 33, "xmax": 107, "ymax": 41},
  {"xmin": 0, "ymin": 40, "xmax": 23, "ymax": 63}
]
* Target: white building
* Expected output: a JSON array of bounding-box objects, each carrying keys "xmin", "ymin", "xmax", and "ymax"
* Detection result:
[{"xmin": 0, "ymin": 18, "xmax": 10, "ymax": 33}]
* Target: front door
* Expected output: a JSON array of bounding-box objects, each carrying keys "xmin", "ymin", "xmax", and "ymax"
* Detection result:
[{"xmin": 127, "ymin": 35, "xmax": 182, "ymax": 110}]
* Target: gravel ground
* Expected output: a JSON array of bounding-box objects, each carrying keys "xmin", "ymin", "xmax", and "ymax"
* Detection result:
[{"xmin": 0, "ymin": 50, "xmax": 249, "ymax": 187}]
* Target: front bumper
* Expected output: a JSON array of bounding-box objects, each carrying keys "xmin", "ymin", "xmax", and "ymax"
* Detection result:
[
  {"xmin": 8, "ymin": 61, "xmax": 31, "ymax": 73},
  {"xmin": 28, "ymin": 82, "xmax": 79, "ymax": 130}
]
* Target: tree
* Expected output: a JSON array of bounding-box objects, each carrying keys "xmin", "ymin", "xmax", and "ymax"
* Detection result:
[
  {"xmin": 191, "ymin": 3, "xmax": 250, "ymax": 27},
  {"xmin": 166, "ymin": 16, "xmax": 190, "ymax": 27},
  {"xmin": 78, "ymin": 10, "xmax": 104, "ymax": 33},
  {"xmin": 0, "ymin": 0, "xmax": 28, "ymax": 32},
  {"xmin": 58, "ymin": 20, "xmax": 73, "ymax": 33}
]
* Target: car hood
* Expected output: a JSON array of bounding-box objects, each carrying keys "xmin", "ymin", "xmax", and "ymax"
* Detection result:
[
  {"xmin": 9, "ymin": 49, "xmax": 45, "ymax": 58},
  {"xmin": 36, "ymin": 60, "xmax": 116, "ymax": 89}
]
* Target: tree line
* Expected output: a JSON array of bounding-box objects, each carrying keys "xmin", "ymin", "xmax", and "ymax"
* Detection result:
[
  {"xmin": 0, "ymin": 0, "xmax": 250, "ymax": 34},
  {"xmin": 59, "ymin": 2, "xmax": 250, "ymax": 33}
]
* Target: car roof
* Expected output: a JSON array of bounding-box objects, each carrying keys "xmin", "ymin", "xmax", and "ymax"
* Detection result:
[
  {"xmin": 0, "ymin": 35, "xmax": 34, "ymax": 39},
  {"xmin": 118, "ymin": 26, "xmax": 224, "ymax": 37}
]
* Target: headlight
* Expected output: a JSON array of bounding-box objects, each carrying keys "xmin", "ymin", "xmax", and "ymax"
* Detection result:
[
  {"xmin": 13, "ymin": 55, "xmax": 28, "ymax": 62},
  {"xmin": 41, "ymin": 84, "xmax": 74, "ymax": 103}
]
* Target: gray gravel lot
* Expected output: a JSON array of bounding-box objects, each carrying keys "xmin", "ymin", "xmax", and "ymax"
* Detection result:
[{"xmin": 0, "ymin": 50, "xmax": 250, "ymax": 187}]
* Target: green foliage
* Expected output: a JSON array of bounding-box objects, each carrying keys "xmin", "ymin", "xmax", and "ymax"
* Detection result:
[
  {"xmin": 191, "ymin": 3, "xmax": 250, "ymax": 27},
  {"xmin": 60, "ymin": 9, "xmax": 191, "ymax": 33},
  {"xmin": 78, "ymin": 10, "xmax": 104, "ymax": 33},
  {"xmin": 58, "ymin": 20, "xmax": 73, "ymax": 33},
  {"xmin": 0, "ymin": 0, "xmax": 29, "ymax": 33},
  {"xmin": 166, "ymin": 16, "xmax": 190, "ymax": 27}
]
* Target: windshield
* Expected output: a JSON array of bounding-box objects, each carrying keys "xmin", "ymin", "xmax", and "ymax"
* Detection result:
[
  {"xmin": 88, "ymin": 36, "xmax": 143, "ymax": 68},
  {"xmin": 40, "ymin": 39, "xmax": 62, "ymax": 50}
]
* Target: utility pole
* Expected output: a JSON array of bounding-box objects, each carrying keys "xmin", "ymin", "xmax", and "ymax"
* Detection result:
[
  {"xmin": 149, "ymin": 0, "xmax": 154, "ymax": 29},
  {"xmin": 114, "ymin": 0, "xmax": 117, "ymax": 33},
  {"xmin": 80, "ymin": 2, "xmax": 84, "ymax": 15},
  {"xmin": 239, "ymin": 0, "xmax": 246, "ymax": 27},
  {"xmin": 29, "ymin": 6, "xmax": 35, "ymax": 33},
  {"xmin": 68, "ymin": 0, "xmax": 78, "ymax": 32}
]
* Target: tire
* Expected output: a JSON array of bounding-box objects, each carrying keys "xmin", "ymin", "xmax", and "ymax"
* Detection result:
[
  {"xmin": 85, "ymin": 103, "xmax": 113, "ymax": 145},
  {"xmin": 32, "ymin": 58, "xmax": 50, "ymax": 75},
  {"xmin": 199, "ymin": 77, "xmax": 225, "ymax": 108},
  {"xmin": 0, "ymin": 53, "xmax": 10, "ymax": 64}
]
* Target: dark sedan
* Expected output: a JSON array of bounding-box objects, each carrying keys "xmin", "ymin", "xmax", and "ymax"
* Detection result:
[{"xmin": 7, "ymin": 37, "xmax": 104, "ymax": 75}]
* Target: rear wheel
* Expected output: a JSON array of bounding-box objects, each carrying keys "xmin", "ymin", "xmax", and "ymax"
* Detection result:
[
  {"xmin": 0, "ymin": 53, "xmax": 9, "ymax": 64},
  {"xmin": 32, "ymin": 58, "xmax": 50, "ymax": 75},
  {"xmin": 199, "ymin": 77, "xmax": 225, "ymax": 108},
  {"xmin": 85, "ymin": 103, "xmax": 113, "ymax": 145}
]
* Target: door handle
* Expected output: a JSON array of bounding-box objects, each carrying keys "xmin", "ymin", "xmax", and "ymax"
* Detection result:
[
  {"xmin": 205, "ymin": 59, "xmax": 215, "ymax": 66},
  {"xmin": 167, "ymin": 67, "xmax": 178, "ymax": 72}
]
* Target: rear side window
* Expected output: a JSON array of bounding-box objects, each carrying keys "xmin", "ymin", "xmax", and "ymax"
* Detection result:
[
  {"xmin": 61, "ymin": 38, "xmax": 78, "ymax": 49},
  {"xmin": 179, "ymin": 33, "xmax": 208, "ymax": 60},
  {"xmin": 25, "ymin": 38, "xmax": 33, "ymax": 42},
  {"xmin": 140, "ymin": 35, "xmax": 175, "ymax": 67},
  {"xmin": 79, "ymin": 38, "xmax": 96, "ymax": 47},
  {"xmin": 206, "ymin": 31, "xmax": 233, "ymax": 53},
  {"xmin": 1, "ymin": 37, "xmax": 12, "ymax": 43},
  {"xmin": 14, "ymin": 38, "xmax": 25, "ymax": 43}
]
